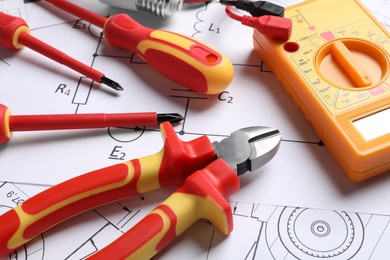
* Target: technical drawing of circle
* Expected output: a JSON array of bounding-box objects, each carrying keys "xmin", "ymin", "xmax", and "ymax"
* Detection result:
[
  {"xmin": 277, "ymin": 207, "xmax": 364, "ymax": 259},
  {"xmin": 108, "ymin": 127, "xmax": 145, "ymax": 143},
  {"xmin": 311, "ymin": 220, "xmax": 331, "ymax": 237}
]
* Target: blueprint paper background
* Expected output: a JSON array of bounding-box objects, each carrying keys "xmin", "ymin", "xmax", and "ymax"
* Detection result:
[{"xmin": 1, "ymin": 0, "xmax": 390, "ymax": 259}]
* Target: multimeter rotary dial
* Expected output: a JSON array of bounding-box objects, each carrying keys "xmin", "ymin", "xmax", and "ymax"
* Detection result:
[
  {"xmin": 253, "ymin": 0, "xmax": 390, "ymax": 181},
  {"xmin": 315, "ymin": 38, "xmax": 389, "ymax": 90}
]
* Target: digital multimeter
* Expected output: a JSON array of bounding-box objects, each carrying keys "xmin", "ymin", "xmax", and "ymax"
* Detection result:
[{"xmin": 253, "ymin": 0, "xmax": 390, "ymax": 182}]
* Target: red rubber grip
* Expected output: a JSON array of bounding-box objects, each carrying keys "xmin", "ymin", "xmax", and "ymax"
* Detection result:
[
  {"xmin": 0, "ymin": 122, "xmax": 216, "ymax": 257},
  {"xmin": 0, "ymin": 161, "xmax": 143, "ymax": 256},
  {"xmin": 103, "ymin": 14, "xmax": 234, "ymax": 94},
  {"xmin": 0, "ymin": 12, "xmax": 28, "ymax": 49},
  {"xmin": 88, "ymin": 158, "xmax": 240, "ymax": 259},
  {"xmin": 0, "ymin": 104, "xmax": 11, "ymax": 145},
  {"xmin": 0, "ymin": 210, "xmax": 21, "ymax": 256}
]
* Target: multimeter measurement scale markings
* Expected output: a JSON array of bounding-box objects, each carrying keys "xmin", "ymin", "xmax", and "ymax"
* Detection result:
[
  {"xmin": 291, "ymin": 44, "xmax": 372, "ymax": 111},
  {"xmin": 290, "ymin": 44, "xmax": 341, "ymax": 108},
  {"xmin": 289, "ymin": 21, "xmax": 390, "ymax": 114},
  {"xmin": 253, "ymin": 0, "xmax": 390, "ymax": 182}
]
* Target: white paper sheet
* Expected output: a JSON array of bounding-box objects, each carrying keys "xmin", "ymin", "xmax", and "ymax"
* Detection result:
[{"xmin": 1, "ymin": 0, "xmax": 390, "ymax": 259}]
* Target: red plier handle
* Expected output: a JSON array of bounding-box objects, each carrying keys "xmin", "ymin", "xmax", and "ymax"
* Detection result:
[
  {"xmin": 0, "ymin": 122, "xmax": 282, "ymax": 258},
  {"xmin": 0, "ymin": 122, "xmax": 216, "ymax": 256},
  {"xmin": 89, "ymin": 158, "xmax": 239, "ymax": 259}
]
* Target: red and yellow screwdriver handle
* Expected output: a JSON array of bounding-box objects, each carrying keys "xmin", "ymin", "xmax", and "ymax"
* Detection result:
[
  {"xmin": 0, "ymin": 12, "xmax": 29, "ymax": 49},
  {"xmin": 88, "ymin": 158, "xmax": 240, "ymax": 260},
  {"xmin": 0, "ymin": 12, "xmax": 110, "ymax": 85},
  {"xmin": 0, "ymin": 104, "xmax": 11, "ymax": 145},
  {"xmin": 0, "ymin": 122, "xmax": 216, "ymax": 257},
  {"xmin": 104, "ymin": 14, "xmax": 234, "ymax": 94}
]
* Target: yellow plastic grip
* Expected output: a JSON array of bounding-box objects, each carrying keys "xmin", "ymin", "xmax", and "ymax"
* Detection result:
[
  {"xmin": 88, "ymin": 158, "xmax": 240, "ymax": 259},
  {"xmin": 104, "ymin": 14, "xmax": 234, "ymax": 94},
  {"xmin": 0, "ymin": 122, "xmax": 216, "ymax": 257},
  {"xmin": 0, "ymin": 104, "xmax": 11, "ymax": 144}
]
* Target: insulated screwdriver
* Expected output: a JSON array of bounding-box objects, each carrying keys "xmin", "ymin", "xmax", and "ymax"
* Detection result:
[
  {"xmin": 44, "ymin": 0, "xmax": 234, "ymax": 94},
  {"xmin": 0, "ymin": 103, "xmax": 183, "ymax": 145},
  {"xmin": 0, "ymin": 12, "xmax": 123, "ymax": 91}
]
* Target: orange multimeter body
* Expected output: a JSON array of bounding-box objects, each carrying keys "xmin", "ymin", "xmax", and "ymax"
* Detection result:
[{"xmin": 253, "ymin": 0, "xmax": 390, "ymax": 182}]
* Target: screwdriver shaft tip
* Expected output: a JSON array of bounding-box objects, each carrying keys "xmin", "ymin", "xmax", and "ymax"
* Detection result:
[
  {"xmin": 101, "ymin": 76, "xmax": 124, "ymax": 91},
  {"xmin": 157, "ymin": 113, "xmax": 184, "ymax": 124}
]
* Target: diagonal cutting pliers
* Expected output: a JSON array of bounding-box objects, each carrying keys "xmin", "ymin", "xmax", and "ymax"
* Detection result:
[{"xmin": 0, "ymin": 122, "xmax": 281, "ymax": 259}]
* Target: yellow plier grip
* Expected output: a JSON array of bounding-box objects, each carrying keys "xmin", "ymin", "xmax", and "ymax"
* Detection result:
[
  {"xmin": 0, "ymin": 122, "xmax": 216, "ymax": 256},
  {"xmin": 88, "ymin": 158, "xmax": 240, "ymax": 260}
]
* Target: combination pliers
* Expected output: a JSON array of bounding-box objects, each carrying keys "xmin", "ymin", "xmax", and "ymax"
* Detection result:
[{"xmin": 0, "ymin": 122, "xmax": 281, "ymax": 259}]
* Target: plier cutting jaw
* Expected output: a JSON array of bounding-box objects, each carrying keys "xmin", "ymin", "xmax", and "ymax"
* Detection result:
[{"xmin": 0, "ymin": 122, "xmax": 281, "ymax": 259}]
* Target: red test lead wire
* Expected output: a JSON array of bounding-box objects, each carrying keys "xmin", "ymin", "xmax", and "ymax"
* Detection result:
[
  {"xmin": 241, "ymin": 14, "xmax": 292, "ymax": 41},
  {"xmin": 225, "ymin": 5, "xmax": 292, "ymax": 41},
  {"xmin": 0, "ymin": 12, "xmax": 123, "ymax": 91},
  {"xmin": 0, "ymin": 104, "xmax": 183, "ymax": 145}
]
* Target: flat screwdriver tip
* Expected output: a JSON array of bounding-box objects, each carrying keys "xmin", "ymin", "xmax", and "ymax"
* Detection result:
[
  {"xmin": 157, "ymin": 113, "xmax": 184, "ymax": 124},
  {"xmin": 101, "ymin": 76, "xmax": 124, "ymax": 91}
]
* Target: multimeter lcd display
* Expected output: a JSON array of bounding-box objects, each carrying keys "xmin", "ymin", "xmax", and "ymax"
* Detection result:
[
  {"xmin": 353, "ymin": 108, "xmax": 390, "ymax": 141},
  {"xmin": 253, "ymin": 0, "xmax": 390, "ymax": 182}
]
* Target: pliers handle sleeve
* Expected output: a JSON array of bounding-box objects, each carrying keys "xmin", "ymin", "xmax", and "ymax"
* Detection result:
[
  {"xmin": 0, "ymin": 122, "xmax": 282, "ymax": 258},
  {"xmin": 88, "ymin": 158, "xmax": 240, "ymax": 260},
  {"xmin": 0, "ymin": 123, "xmax": 216, "ymax": 256}
]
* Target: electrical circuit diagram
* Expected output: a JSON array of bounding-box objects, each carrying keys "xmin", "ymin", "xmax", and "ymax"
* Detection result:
[
  {"xmin": 0, "ymin": 0, "xmax": 321, "ymax": 186},
  {"xmin": 2, "ymin": 180, "xmax": 390, "ymax": 259},
  {"xmin": 1, "ymin": 0, "xmax": 390, "ymax": 259}
]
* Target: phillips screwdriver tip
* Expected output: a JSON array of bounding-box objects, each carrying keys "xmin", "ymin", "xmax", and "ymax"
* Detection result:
[
  {"xmin": 157, "ymin": 113, "xmax": 184, "ymax": 124},
  {"xmin": 101, "ymin": 76, "xmax": 124, "ymax": 91}
]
